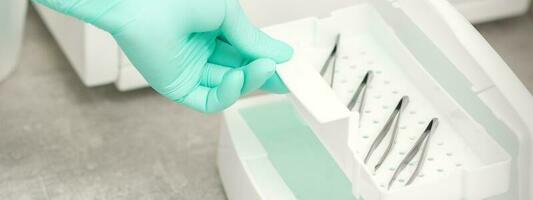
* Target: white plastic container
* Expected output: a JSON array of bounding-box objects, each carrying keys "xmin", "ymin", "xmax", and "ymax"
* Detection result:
[
  {"xmin": 218, "ymin": 0, "xmax": 533, "ymax": 199},
  {"xmin": 0, "ymin": 0, "xmax": 27, "ymax": 82}
]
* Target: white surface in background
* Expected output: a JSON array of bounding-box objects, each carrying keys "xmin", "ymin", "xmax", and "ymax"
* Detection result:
[
  {"xmin": 240, "ymin": 0, "xmax": 356, "ymax": 27},
  {"xmin": 0, "ymin": 0, "xmax": 27, "ymax": 82}
]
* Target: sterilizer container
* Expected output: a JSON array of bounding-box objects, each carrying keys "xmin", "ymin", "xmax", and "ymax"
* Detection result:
[{"xmin": 217, "ymin": 0, "xmax": 533, "ymax": 199}]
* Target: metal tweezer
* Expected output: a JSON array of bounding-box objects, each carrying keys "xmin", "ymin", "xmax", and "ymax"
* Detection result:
[
  {"xmin": 388, "ymin": 118, "xmax": 439, "ymax": 190},
  {"xmin": 319, "ymin": 34, "xmax": 341, "ymax": 87},
  {"xmin": 364, "ymin": 96, "xmax": 410, "ymax": 171},
  {"xmin": 347, "ymin": 71, "xmax": 374, "ymax": 124}
]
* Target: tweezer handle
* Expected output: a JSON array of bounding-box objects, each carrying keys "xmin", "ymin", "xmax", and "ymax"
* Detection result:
[
  {"xmin": 374, "ymin": 110, "xmax": 402, "ymax": 171},
  {"xmin": 347, "ymin": 71, "xmax": 373, "ymax": 111},
  {"xmin": 388, "ymin": 118, "xmax": 439, "ymax": 189},
  {"xmin": 363, "ymin": 96, "xmax": 409, "ymax": 165},
  {"xmin": 363, "ymin": 108, "xmax": 399, "ymax": 164},
  {"xmin": 406, "ymin": 118, "xmax": 439, "ymax": 185},
  {"xmin": 319, "ymin": 34, "xmax": 340, "ymax": 76}
]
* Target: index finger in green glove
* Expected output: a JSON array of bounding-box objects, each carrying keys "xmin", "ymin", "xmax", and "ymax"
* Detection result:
[{"xmin": 221, "ymin": 0, "xmax": 292, "ymax": 93}]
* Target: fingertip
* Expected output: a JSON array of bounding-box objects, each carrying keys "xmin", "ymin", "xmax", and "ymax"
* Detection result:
[
  {"xmin": 207, "ymin": 70, "xmax": 244, "ymax": 112},
  {"xmin": 240, "ymin": 58, "xmax": 276, "ymax": 95},
  {"xmin": 274, "ymin": 41, "xmax": 294, "ymax": 63},
  {"xmin": 218, "ymin": 69, "xmax": 244, "ymax": 102},
  {"xmin": 253, "ymin": 38, "xmax": 294, "ymax": 63}
]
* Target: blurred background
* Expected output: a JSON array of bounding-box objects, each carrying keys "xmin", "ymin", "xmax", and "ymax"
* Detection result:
[{"xmin": 0, "ymin": 0, "xmax": 532, "ymax": 199}]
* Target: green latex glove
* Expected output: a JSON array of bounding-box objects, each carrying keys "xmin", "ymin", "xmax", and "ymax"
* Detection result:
[{"xmin": 34, "ymin": 0, "xmax": 293, "ymax": 112}]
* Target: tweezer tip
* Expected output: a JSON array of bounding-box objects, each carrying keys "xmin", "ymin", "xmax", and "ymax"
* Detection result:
[
  {"xmin": 400, "ymin": 96, "xmax": 410, "ymax": 104},
  {"xmin": 364, "ymin": 156, "xmax": 370, "ymax": 164},
  {"xmin": 431, "ymin": 118, "xmax": 439, "ymax": 125},
  {"xmin": 364, "ymin": 70, "xmax": 374, "ymax": 81},
  {"xmin": 405, "ymin": 180, "xmax": 412, "ymax": 186},
  {"xmin": 374, "ymin": 163, "xmax": 382, "ymax": 171},
  {"xmin": 426, "ymin": 118, "xmax": 439, "ymax": 131}
]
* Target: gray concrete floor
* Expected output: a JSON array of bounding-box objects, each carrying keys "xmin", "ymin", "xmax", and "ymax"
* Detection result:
[
  {"xmin": 476, "ymin": 14, "xmax": 533, "ymax": 92},
  {"xmin": 0, "ymin": 7, "xmax": 226, "ymax": 200},
  {"xmin": 0, "ymin": 6, "xmax": 532, "ymax": 200}
]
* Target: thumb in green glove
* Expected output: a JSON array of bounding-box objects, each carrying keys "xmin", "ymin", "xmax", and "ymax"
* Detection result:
[{"xmin": 33, "ymin": 0, "xmax": 293, "ymax": 112}]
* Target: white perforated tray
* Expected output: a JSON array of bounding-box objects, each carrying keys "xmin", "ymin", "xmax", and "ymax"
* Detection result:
[{"xmin": 335, "ymin": 34, "xmax": 477, "ymax": 190}]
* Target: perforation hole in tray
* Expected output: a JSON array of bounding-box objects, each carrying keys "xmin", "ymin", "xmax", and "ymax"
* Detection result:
[{"xmin": 323, "ymin": 34, "xmax": 468, "ymax": 190}]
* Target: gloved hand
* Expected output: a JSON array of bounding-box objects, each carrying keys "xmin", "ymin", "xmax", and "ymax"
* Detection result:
[{"xmin": 34, "ymin": 0, "xmax": 293, "ymax": 112}]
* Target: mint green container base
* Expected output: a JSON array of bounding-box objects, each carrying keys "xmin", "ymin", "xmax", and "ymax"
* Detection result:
[{"xmin": 239, "ymin": 100, "xmax": 356, "ymax": 200}]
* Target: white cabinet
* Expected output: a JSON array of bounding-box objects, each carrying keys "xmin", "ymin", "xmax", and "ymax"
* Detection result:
[
  {"xmin": 33, "ymin": 5, "xmax": 119, "ymax": 87},
  {"xmin": 0, "ymin": 0, "xmax": 28, "ymax": 82},
  {"xmin": 453, "ymin": 0, "xmax": 531, "ymax": 23},
  {"xmin": 33, "ymin": 0, "xmax": 532, "ymax": 91}
]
